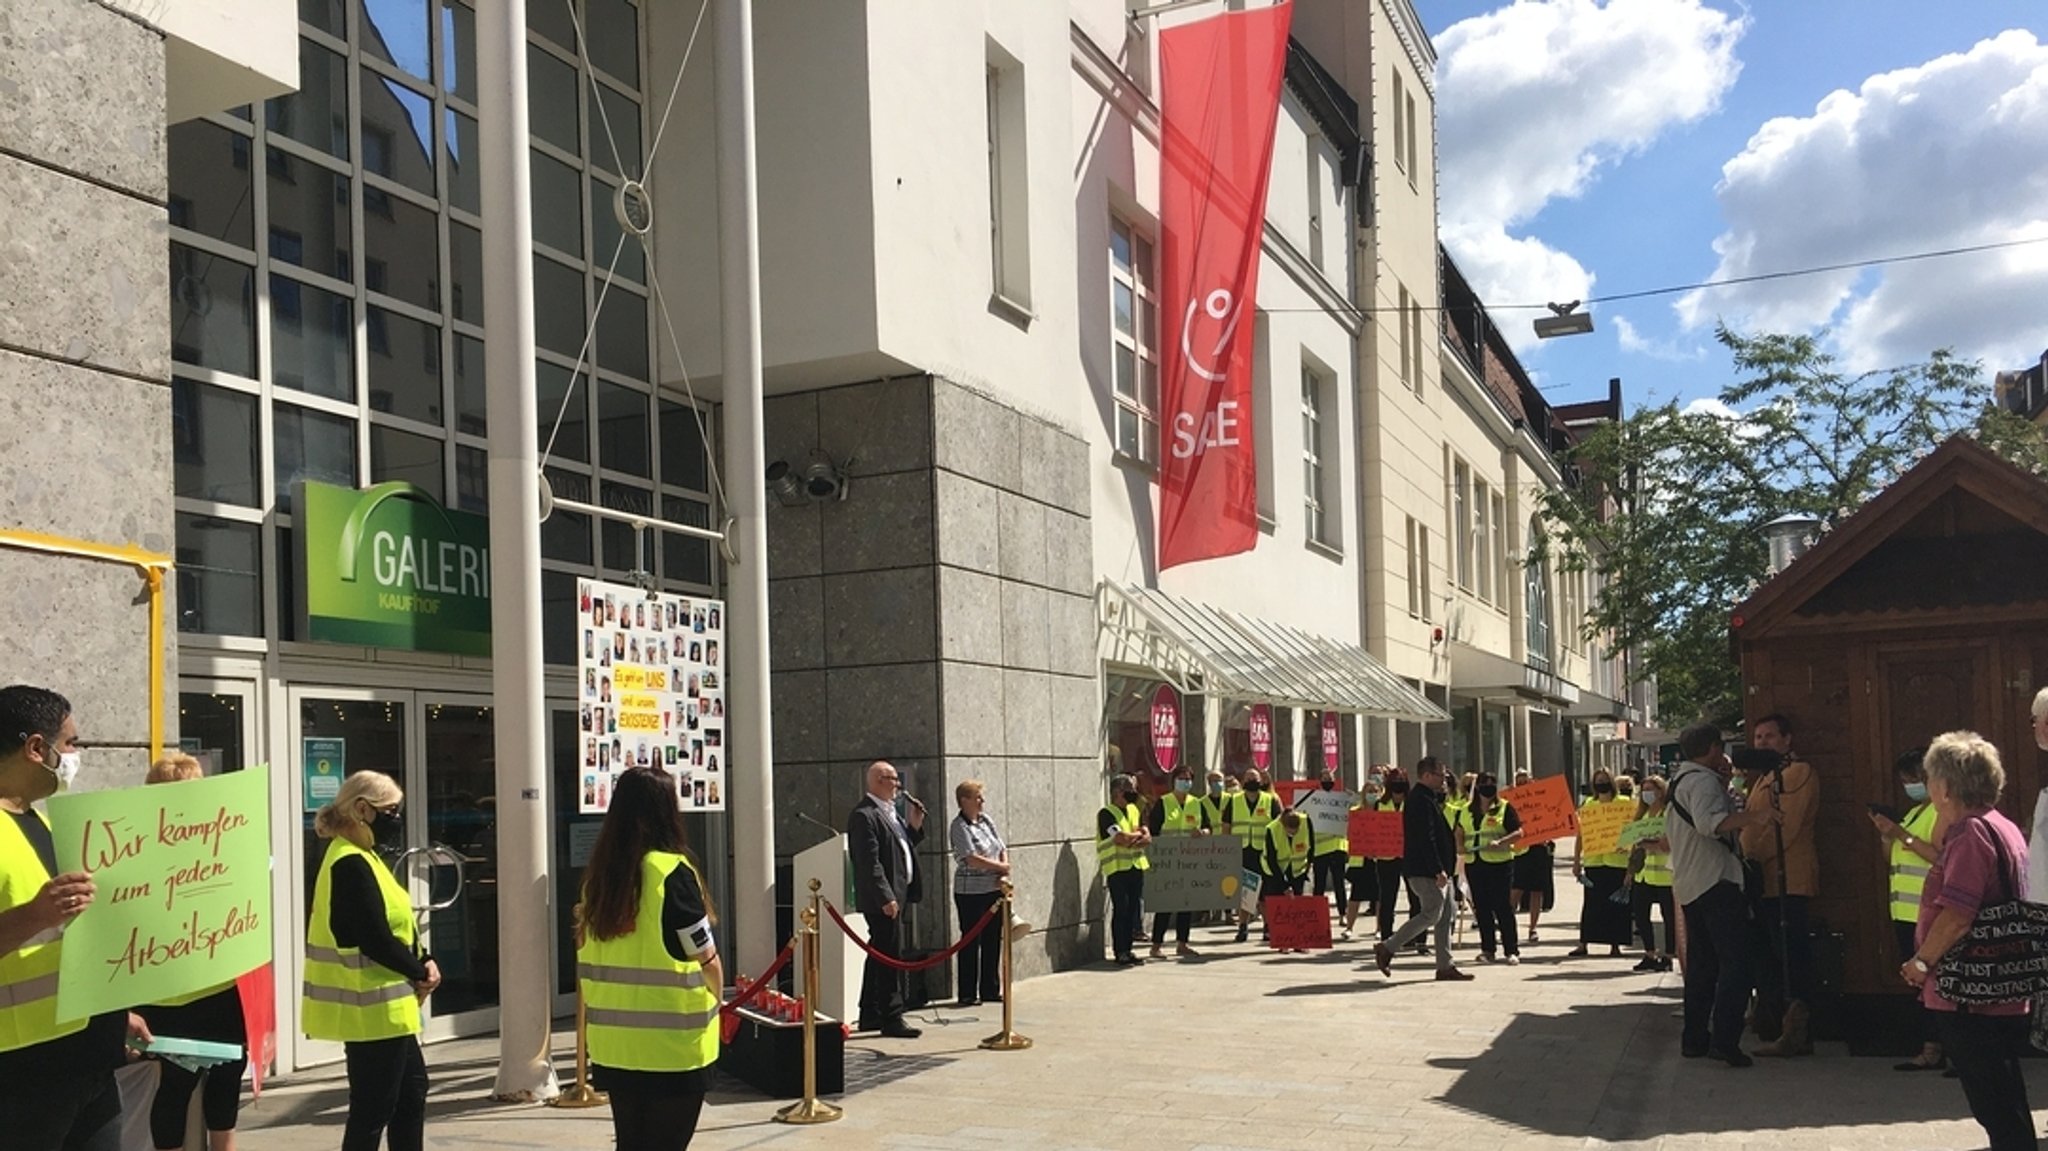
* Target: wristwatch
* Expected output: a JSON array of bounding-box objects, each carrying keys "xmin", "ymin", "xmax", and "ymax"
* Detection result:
[{"xmin": 1909, "ymin": 957, "xmax": 1930, "ymax": 974}]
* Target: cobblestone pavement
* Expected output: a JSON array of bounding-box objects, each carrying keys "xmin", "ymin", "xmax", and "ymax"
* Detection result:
[{"xmin": 237, "ymin": 870, "xmax": 2039, "ymax": 1150}]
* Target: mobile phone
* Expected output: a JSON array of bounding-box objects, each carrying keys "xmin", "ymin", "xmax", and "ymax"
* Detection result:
[{"xmin": 1867, "ymin": 802, "xmax": 1902, "ymax": 823}]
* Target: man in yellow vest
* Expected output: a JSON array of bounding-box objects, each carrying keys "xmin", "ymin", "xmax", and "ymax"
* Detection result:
[
  {"xmin": 1148, "ymin": 766, "xmax": 1214, "ymax": 960},
  {"xmin": 1309, "ymin": 768, "xmax": 1350, "ymax": 913},
  {"xmin": 0, "ymin": 685, "xmax": 153, "ymax": 1151},
  {"xmin": 1098, "ymin": 774, "xmax": 1151, "ymax": 967},
  {"xmin": 1261, "ymin": 811, "xmax": 1317, "ymax": 953},
  {"xmin": 1222, "ymin": 771, "xmax": 1279, "ymax": 944},
  {"xmin": 1871, "ymin": 746, "xmax": 1944, "ymax": 1072}
]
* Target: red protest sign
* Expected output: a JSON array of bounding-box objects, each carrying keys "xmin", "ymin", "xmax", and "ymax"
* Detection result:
[
  {"xmin": 1265, "ymin": 894, "xmax": 1333, "ymax": 950},
  {"xmin": 1500, "ymin": 774, "xmax": 1578, "ymax": 847},
  {"xmin": 1348, "ymin": 808, "xmax": 1403, "ymax": 858},
  {"xmin": 1273, "ymin": 779, "xmax": 1319, "ymax": 807},
  {"xmin": 1249, "ymin": 703, "xmax": 1273, "ymax": 770},
  {"xmin": 1150, "ymin": 684, "xmax": 1181, "ymax": 774}
]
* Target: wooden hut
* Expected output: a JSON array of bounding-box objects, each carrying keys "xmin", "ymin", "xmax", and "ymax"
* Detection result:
[{"xmin": 1730, "ymin": 436, "xmax": 2048, "ymax": 1029}]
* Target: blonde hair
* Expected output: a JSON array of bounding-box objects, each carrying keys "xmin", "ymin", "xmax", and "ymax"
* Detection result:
[
  {"xmin": 1637, "ymin": 774, "xmax": 1669, "ymax": 817},
  {"xmin": 145, "ymin": 752, "xmax": 204, "ymax": 785},
  {"xmin": 955, "ymin": 778, "xmax": 985, "ymax": 803},
  {"xmin": 313, "ymin": 770, "xmax": 404, "ymax": 840},
  {"xmin": 2033, "ymin": 686, "xmax": 2048, "ymax": 721},
  {"xmin": 1924, "ymin": 731, "xmax": 2005, "ymax": 810}
]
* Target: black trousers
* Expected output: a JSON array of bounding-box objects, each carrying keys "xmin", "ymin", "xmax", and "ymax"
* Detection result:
[
  {"xmin": 1938, "ymin": 1011, "xmax": 2039, "ymax": 1151},
  {"xmin": 858, "ymin": 911, "xmax": 907, "ymax": 1026},
  {"xmin": 1107, "ymin": 870, "xmax": 1145, "ymax": 958},
  {"xmin": 1893, "ymin": 920, "xmax": 1936, "ymax": 1046},
  {"xmin": 1372, "ymin": 859, "xmax": 1413, "ymax": 939},
  {"xmin": 1311, "ymin": 852, "xmax": 1347, "ymax": 907},
  {"xmin": 151, "ymin": 1057, "xmax": 248, "ymax": 1147},
  {"xmin": 1681, "ymin": 881, "xmax": 1752, "ymax": 1056},
  {"xmin": 606, "ymin": 1076, "xmax": 708, "ymax": 1151},
  {"xmin": 1756, "ymin": 894, "xmax": 1816, "ymax": 1002},
  {"xmin": 1632, "ymin": 882, "xmax": 1677, "ymax": 954},
  {"xmin": 342, "ymin": 1034, "xmax": 428, "ymax": 1151},
  {"xmin": 1149, "ymin": 909, "xmax": 1192, "ymax": 945},
  {"xmin": 0, "ymin": 1067, "xmax": 122, "ymax": 1151},
  {"xmin": 953, "ymin": 890, "xmax": 1003, "ymax": 1001},
  {"xmin": 1468, "ymin": 860, "xmax": 1519, "ymax": 958}
]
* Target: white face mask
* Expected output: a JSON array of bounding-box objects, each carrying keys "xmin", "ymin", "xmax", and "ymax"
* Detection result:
[{"xmin": 48, "ymin": 750, "xmax": 81, "ymax": 792}]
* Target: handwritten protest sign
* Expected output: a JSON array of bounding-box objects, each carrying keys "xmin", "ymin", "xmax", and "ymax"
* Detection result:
[
  {"xmin": 1576, "ymin": 798, "xmax": 1634, "ymax": 858},
  {"xmin": 1619, "ymin": 814, "xmax": 1666, "ymax": 851},
  {"xmin": 1265, "ymin": 895, "xmax": 1333, "ymax": 950},
  {"xmin": 1348, "ymin": 808, "xmax": 1402, "ymax": 858},
  {"xmin": 1144, "ymin": 834, "xmax": 1241, "ymax": 914},
  {"xmin": 1500, "ymin": 775, "xmax": 1577, "ymax": 847},
  {"xmin": 1296, "ymin": 790, "xmax": 1354, "ymax": 838},
  {"xmin": 52, "ymin": 767, "xmax": 273, "ymax": 1021}
]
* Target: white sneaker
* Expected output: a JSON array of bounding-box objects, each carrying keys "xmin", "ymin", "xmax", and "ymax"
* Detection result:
[
  {"xmin": 1506, "ymin": 955, "xmax": 1521, "ymax": 966},
  {"xmin": 1340, "ymin": 927, "xmax": 1354, "ymax": 941}
]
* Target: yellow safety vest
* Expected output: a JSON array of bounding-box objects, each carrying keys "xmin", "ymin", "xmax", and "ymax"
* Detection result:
[
  {"xmin": 1097, "ymin": 804, "xmax": 1149, "ymax": 875},
  {"xmin": 1313, "ymin": 795, "xmax": 1349, "ymax": 858},
  {"xmin": 1444, "ymin": 797, "xmax": 1468, "ymax": 828},
  {"xmin": 1264, "ymin": 821, "xmax": 1313, "ymax": 879},
  {"xmin": 1162, "ymin": 793, "xmax": 1206, "ymax": 833},
  {"xmin": 1461, "ymin": 806, "xmax": 1515, "ymax": 864},
  {"xmin": 303, "ymin": 837, "xmax": 423, "ymax": 1042},
  {"xmin": 1635, "ymin": 813, "xmax": 1672, "ymax": 887},
  {"xmin": 579, "ymin": 851, "xmax": 720, "ymax": 1072},
  {"xmin": 0, "ymin": 809, "xmax": 85, "ymax": 1053},
  {"xmin": 1890, "ymin": 802, "xmax": 1938, "ymax": 923},
  {"xmin": 1225, "ymin": 792, "xmax": 1279, "ymax": 852},
  {"xmin": 1202, "ymin": 791, "xmax": 1230, "ymax": 829},
  {"xmin": 1581, "ymin": 797, "xmax": 1633, "ymax": 869}
]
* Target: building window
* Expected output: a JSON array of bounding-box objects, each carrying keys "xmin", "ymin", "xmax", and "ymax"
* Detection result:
[
  {"xmin": 1490, "ymin": 491, "xmax": 1507, "ymax": 611},
  {"xmin": 1473, "ymin": 477, "xmax": 1493, "ymax": 603},
  {"xmin": 1409, "ymin": 295, "xmax": 1425, "ymax": 395},
  {"xmin": 1404, "ymin": 89, "xmax": 1418, "ymax": 186},
  {"xmin": 1301, "ymin": 363, "xmax": 1335, "ymax": 548},
  {"xmin": 1110, "ymin": 215, "xmax": 1159, "ymax": 466},
  {"xmin": 1526, "ymin": 515, "xmax": 1553, "ymax": 672},
  {"xmin": 986, "ymin": 41, "xmax": 1031, "ymax": 316},
  {"xmin": 1451, "ymin": 458, "xmax": 1472, "ymax": 591},
  {"xmin": 1407, "ymin": 516, "xmax": 1432, "ymax": 621},
  {"xmin": 1305, "ymin": 130, "xmax": 1324, "ymax": 270},
  {"xmin": 1392, "ymin": 71, "xmax": 1406, "ymax": 175},
  {"xmin": 1397, "ymin": 282, "xmax": 1412, "ymax": 389}
]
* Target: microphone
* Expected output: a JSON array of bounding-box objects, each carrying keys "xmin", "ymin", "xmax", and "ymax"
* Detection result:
[
  {"xmin": 795, "ymin": 811, "xmax": 840, "ymax": 836},
  {"xmin": 903, "ymin": 793, "xmax": 927, "ymax": 814}
]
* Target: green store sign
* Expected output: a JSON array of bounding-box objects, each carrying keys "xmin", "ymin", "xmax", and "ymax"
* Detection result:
[{"xmin": 300, "ymin": 481, "xmax": 493, "ymax": 656}]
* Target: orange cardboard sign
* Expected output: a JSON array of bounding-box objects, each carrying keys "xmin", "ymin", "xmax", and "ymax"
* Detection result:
[
  {"xmin": 1500, "ymin": 775, "xmax": 1578, "ymax": 847},
  {"xmin": 1348, "ymin": 808, "xmax": 1403, "ymax": 858},
  {"xmin": 1265, "ymin": 894, "xmax": 1333, "ymax": 950}
]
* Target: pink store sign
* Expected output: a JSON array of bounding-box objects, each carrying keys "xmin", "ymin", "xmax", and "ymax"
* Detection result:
[
  {"xmin": 1150, "ymin": 685, "xmax": 1182, "ymax": 775},
  {"xmin": 1321, "ymin": 711, "xmax": 1341, "ymax": 772},
  {"xmin": 1248, "ymin": 703, "xmax": 1273, "ymax": 771}
]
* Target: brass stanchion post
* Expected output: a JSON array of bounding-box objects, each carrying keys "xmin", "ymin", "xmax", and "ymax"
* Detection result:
[
  {"xmin": 548, "ymin": 989, "xmax": 608, "ymax": 1108},
  {"xmin": 775, "ymin": 879, "xmax": 842, "ymax": 1124},
  {"xmin": 980, "ymin": 879, "xmax": 1032, "ymax": 1051}
]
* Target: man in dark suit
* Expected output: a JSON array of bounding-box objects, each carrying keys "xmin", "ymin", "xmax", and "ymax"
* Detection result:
[{"xmin": 846, "ymin": 759, "xmax": 925, "ymax": 1038}]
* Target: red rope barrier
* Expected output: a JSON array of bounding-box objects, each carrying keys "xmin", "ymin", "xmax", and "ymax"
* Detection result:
[
  {"xmin": 821, "ymin": 899, "xmax": 1000, "ymax": 971},
  {"xmin": 721, "ymin": 941, "xmax": 796, "ymax": 1018}
]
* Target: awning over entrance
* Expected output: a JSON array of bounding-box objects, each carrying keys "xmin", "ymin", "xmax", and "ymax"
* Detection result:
[
  {"xmin": 1098, "ymin": 583, "xmax": 1446, "ymax": 721},
  {"xmin": 1448, "ymin": 643, "xmax": 1581, "ymax": 710}
]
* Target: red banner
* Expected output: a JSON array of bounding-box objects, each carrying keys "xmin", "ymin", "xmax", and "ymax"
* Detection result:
[
  {"xmin": 1150, "ymin": 684, "xmax": 1182, "ymax": 774},
  {"xmin": 1157, "ymin": 1, "xmax": 1292, "ymax": 569},
  {"xmin": 1249, "ymin": 703, "xmax": 1273, "ymax": 770},
  {"xmin": 1321, "ymin": 711, "xmax": 1341, "ymax": 771},
  {"xmin": 236, "ymin": 963, "xmax": 276, "ymax": 1097}
]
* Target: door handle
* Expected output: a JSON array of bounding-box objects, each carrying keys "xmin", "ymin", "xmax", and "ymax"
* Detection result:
[{"xmin": 394, "ymin": 843, "xmax": 467, "ymax": 916}]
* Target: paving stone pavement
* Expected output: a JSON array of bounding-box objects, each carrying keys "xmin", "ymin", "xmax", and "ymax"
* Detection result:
[{"xmin": 237, "ymin": 871, "xmax": 2043, "ymax": 1150}]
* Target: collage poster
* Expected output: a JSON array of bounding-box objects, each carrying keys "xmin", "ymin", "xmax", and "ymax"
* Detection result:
[{"xmin": 577, "ymin": 577, "xmax": 728, "ymax": 814}]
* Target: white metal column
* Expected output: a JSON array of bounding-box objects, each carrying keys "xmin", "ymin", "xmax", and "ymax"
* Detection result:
[{"xmin": 478, "ymin": 0, "xmax": 559, "ymax": 1102}]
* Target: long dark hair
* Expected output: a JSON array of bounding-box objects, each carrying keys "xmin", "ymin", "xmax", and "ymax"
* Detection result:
[{"xmin": 582, "ymin": 768, "xmax": 705, "ymax": 942}]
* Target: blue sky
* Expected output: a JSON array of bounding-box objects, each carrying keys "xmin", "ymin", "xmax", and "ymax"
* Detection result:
[{"xmin": 1422, "ymin": 0, "xmax": 2048, "ymax": 412}]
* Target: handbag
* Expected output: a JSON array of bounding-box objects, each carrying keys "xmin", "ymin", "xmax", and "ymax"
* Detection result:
[{"xmin": 1932, "ymin": 817, "xmax": 2048, "ymax": 1005}]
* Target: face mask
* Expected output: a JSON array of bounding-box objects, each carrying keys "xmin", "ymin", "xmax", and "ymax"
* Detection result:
[
  {"xmin": 1320, "ymin": 780, "xmax": 1335, "ymax": 791},
  {"xmin": 1594, "ymin": 782, "xmax": 1614, "ymax": 795},
  {"xmin": 368, "ymin": 807, "xmax": 406, "ymax": 851},
  {"xmin": 1388, "ymin": 783, "xmax": 1409, "ymax": 796},
  {"xmin": 47, "ymin": 750, "xmax": 80, "ymax": 793},
  {"xmin": 1245, "ymin": 783, "xmax": 1262, "ymax": 795},
  {"xmin": 1478, "ymin": 786, "xmax": 1498, "ymax": 800},
  {"xmin": 1642, "ymin": 790, "xmax": 1661, "ymax": 806},
  {"xmin": 1905, "ymin": 782, "xmax": 1929, "ymax": 802},
  {"xmin": 1175, "ymin": 779, "xmax": 1193, "ymax": 794},
  {"xmin": 1122, "ymin": 789, "xmax": 1140, "ymax": 805}
]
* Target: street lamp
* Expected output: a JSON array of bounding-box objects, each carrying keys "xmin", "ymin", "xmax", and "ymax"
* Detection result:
[
  {"xmin": 1533, "ymin": 301, "xmax": 1594, "ymax": 340},
  {"xmin": 1761, "ymin": 512, "xmax": 1822, "ymax": 575}
]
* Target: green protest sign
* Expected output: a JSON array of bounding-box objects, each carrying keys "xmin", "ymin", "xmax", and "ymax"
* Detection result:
[
  {"xmin": 300, "ymin": 480, "xmax": 493, "ymax": 656},
  {"xmin": 50, "ymin": 767, "xmax": 273, "ymax": 1021}
]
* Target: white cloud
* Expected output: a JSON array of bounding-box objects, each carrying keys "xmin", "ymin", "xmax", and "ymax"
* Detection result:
[
  {"xmin": 1677, "ymin": 30, "xmax": 2048, "ymax": 372},
  {"xmin": 1435, "ymin": 0, "xmax": 1746, "ymax": 346},
  {"xmin": 1613, "ymin": 314, "xmax": 1707, "ymax": 361}
]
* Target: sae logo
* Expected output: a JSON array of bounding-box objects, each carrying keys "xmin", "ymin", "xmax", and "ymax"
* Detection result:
[{"xmin": 300, "ymin": 480, "xmax": 494, "ymax": 656}]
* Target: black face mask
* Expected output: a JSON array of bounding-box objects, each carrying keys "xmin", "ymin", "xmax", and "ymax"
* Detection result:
[
  {"xmin": 1388, "ymin": 783, "xmax": 1409, "ymax": 796},
  {"xmin": 1594, "ymin": 782, "xmax": 1615, "ymax": 795},
  {"xmin": 1245, "ymin": 784, "xmax": 1262, "ymax": 795},
  {"xmin": 1122, "ymin": 789, "xmax": 1140, "ymax": 805},
  {"xmin": 1478, "ymin": 786, "xmax": 1498, "ymax": 800},
  {"xmin": 369, "ymin": 807, "xmax": 406, "ymax": 851},
  {"xmin": 1320, "ymin": 780, "xmax": 1335, "ymax": 791}
]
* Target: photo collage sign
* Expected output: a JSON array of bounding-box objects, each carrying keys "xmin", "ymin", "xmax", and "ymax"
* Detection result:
[{"xmin": 577, "ymin": 577, "xmax": 728, "ymax": 813}]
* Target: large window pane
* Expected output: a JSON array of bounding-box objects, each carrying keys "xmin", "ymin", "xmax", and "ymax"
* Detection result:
[
  {"xmin": 659, "ymin": 400, "xmax": 710, "ymax": 491},
  {"xmin": 600, "ymin": 481, "xmax": 652, "ymax": 570},
  {"xmin": 274, "ymin": 404, "xmax": 357, "ymax": 512},
  {"xmin": 168, "ymin": 122, "xmax": 254, "ymax": 249},
  {"xmin": 170, "ymin": 246, "xmax": 256, "ymax": 378},
  {"xmin": 596, "ymin": 294, "xmax": 647, "ymax": 379},
  {"xmin": 446, "ymin": 109, "xmax": 480, "ymax": 214},
  {"xmin": 597, "ymin": 382, "xmax": 649, "ymax": 478},
  {"xmin": 449, "ymin": 221, "xmax": 481, "ymax": 324},
  {"xmin": 661, "ymin": 495, "xmax": 712, "ymax": 589},
  {"xmin": 269, "ymin": 40, "xmax": 349, "ymax": 161},
  {"xmin": 363, "ymin": 0, "xmax": 432, "ymax": 82},
  {"xmin": 175, "ymin": 514, "xmax": 263, "ymax": 637},
  {"xmin": 364, "ymin": 194, "xmax": 440, "ymax": 309},
  {"xmin": 172, "ymin": 379, "xmax": 261, "ymax": 506},
  {"xmin": 362, "ymin": 70, "xmax": 436, "ymax": 196},
  {"xmin": 528, "ymin": 0, "xmax": 576, "ymax": 52},
  {"xmin": 541, "ymin": 467, "xmax": 593, "ymax": 563},
  {"xmin": 587, "ymin": 0, "xmax": 639, "ymax": 86},
  {"xmin": 266, "ymin": 148, "xmax": 352, "ymax": 283},
  {"xmin": 531, "ymin": 149, "xmax": 584, "ymax": 257},
  {"xmin": 300, "ymin": 0, "xmax": 345, "ymax": 37},
  {"xmin": 272, "ymin": 274, "xmax": 355, "ymax": 401},
  {"xmin": 441, "ymin": 1, "xmax": 477, "ymax": 102},
  {"xmin": 587, "ymin": 85, "xmax": 641, "ymax": 179},
  {"xmin": 366, "ymin": 306, "xmax": 442, "ymax": 426},
  {"xmin": 529, "ymin": 45, "xmax": 581, "ymax": 155},
  {"xmin": 590, "ymin": 177, "xmax": 645, "ymax": 283},
  {"xmin": 533, "ymin": 255, "xmax": 586, "ymax": 358},
  {"xmin": 542, "ymin": 570, "xmax": 577, "ymax": 666},
  {"xmin": 371, "ymin": 423, "xmax": 446, "ymax": 502},
  {"xmin": 455, "ymin": 444, "xmax": 488, "ymax": 513},
  {"xmin": 276, "ymin": 525, "xmax": 298, "ymax": 640},
  {"xmin": 452, "ymin": 334, "xmax": 485, "ymax": 436},
  {"xmin": 536, "ymin": 360, "xmax": 588, "ymax": 463}
]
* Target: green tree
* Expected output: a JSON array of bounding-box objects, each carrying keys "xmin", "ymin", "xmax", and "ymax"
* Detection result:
[{"xmin": 1537, "ymin": 326, "xmax": 1991, "ymax": 728}]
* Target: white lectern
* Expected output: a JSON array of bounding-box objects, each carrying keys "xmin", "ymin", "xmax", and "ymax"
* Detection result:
[{"xmin": 791, "ymin": 835, "xmax": 864, "ymax": 1022}]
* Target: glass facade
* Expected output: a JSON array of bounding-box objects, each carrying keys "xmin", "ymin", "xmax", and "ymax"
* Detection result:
[{"xmin": 168, "ymin": 0, "xmax": 713, "ymax": 646}]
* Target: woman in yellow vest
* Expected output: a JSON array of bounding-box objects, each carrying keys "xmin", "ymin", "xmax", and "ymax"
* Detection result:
[
  {"xmin": 1570, "ymin": 769, "xmax": 1634, "ymax": 958},
  {"xmin": 1627, "ymin": 775, "xmax": 1675, "ymax": 973},
  {"xmin": 139, "ymin": 753, "xmax": 247, "ymax": 1151},
  {"xmin": 1870, "ymin": 747, "xmax": 1944, "ymax": 1073},
  {"xmin": 1260, "ymin": 811, "xmax": 1316, "ymax": 953},
  {"xmin": 578, "ymin": 766, "xmax": 723, "ymax": 1149},
  {"xmin": 1147, "ymin": 766, "xmax": 1212, "ymax": 960},
  {"xmin": 305, "ymin": 770, "xmax": 439, "ymax": 1151},
  {"xmin": 1339, "ymin": 768, "xmax": 1386, "ymax": 940},
  {"xmin": 1456, "ymin": 775, "xmax": 1526, "ymax": 964},
  {"xmin": 1508, "ymin": 768, "xmax": 1555, "ymax": 943},
  {"xmin": 1098, "ymin": 774, "xmax": 1151, "ymax": 966},
  {"xmin": 1223, "ymin": 771, "xmax": 1278, "ymax": 944}
]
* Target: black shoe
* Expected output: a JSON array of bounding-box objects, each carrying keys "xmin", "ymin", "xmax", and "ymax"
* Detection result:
[
  {"xmin": 1681, "ymin": 1044, "xmax": 1708, "ymax": 1059},
  {"xmin": 1709, "ymin": 1047, "xmax": 1754, "ymax": 1069},
  {"xmin": 954, "ymin": 997, "xmax": 980, "ymax": 1009},
  {"xmin": 880, "ymin": 1020, "xmax": 923, "ymax": 1039},
  {"xmin": 983, "ymin": 993, "xmax": 1003, "ymax": 1004},
  {"xmin": 856, "ymin": 1018, "xmax": 883, "ymax": 1033},
  {"xmin": 1235, "ymin": 927, "xmax": 1249, "ymax": 943},
  {"xmin": 1632, "ymin": 957, "xmax": 1659, "ymax": 972},
  {"xmin": 1567, "ymin": 946, "xmax": 1590, "ymax": 958}
]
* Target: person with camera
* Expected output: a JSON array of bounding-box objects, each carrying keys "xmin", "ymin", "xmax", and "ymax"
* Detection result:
[
  {"xmin": 1739, "ymin": 714, "xmax": 1820, "ymax": 1057},
  {"xmin": 1870, "ymin": 747, "xmax": 1943, "ymax": 1073}
]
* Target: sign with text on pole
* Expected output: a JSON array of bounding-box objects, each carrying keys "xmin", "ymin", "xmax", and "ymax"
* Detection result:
[
  {"xmin": 1499, "ymin": 774, "xmax": 1578, "ymax": 848},
  {"xmin": 576, "ymin": 577, "xmax": 728, "ymax": 814},
  {"xmin": 1320, "ymin": 711, "xmax": 1341, "ymax": 772},
  {"xmin": 1249, "ymin": 703, "xmax": 1273, "ymax": 771},
  {"xmin": 299, "ymin": 480, "xmax": 493, "ymax": 656},
  {"xmin": 50, "ymin": 767, "xmax": 273, "ymax": 1021},
  {"xmin": 1155, "ymin": 0, "xmax": 1294, "ymax": 568},
  {"xmin": 1150, "ymin": 684, "xmax": 1181, "ymax": 774}
]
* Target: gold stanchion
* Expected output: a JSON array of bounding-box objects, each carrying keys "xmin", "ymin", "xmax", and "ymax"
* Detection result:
[
  {"xmin": 980, "ymin": 879, "xmax": 1032, "ymax": 1051},
  {"xmin": 775, "ymin": 879, "xmax": 843, "ymax": 1124},
  {"xmin": 548, "ymin": 989, "xmax": 609, "ymax": 1109}
]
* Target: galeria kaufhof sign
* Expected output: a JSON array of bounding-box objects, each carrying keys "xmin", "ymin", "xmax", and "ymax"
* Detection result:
[{"xmin": 299, "ymin": 480, "xmax": 493, "ymax": 656}]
